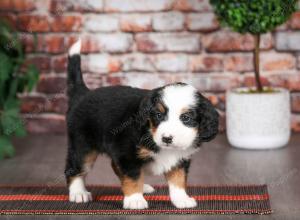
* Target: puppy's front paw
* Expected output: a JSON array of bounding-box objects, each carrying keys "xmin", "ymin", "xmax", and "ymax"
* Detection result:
[
  {"xmin": 69, "ymin": 190, "xmax": 92, "ymax": 203},
  {"xmin": 143, "ymin": 184, "xmax": 155, "ymax": 194},
  {"xmin": 171, "ymin": 195, "xmax": 197, "ymax": 209},
  {"xmin": 123, "ymin": 193, "xmax": 148, "ymax": 209}
]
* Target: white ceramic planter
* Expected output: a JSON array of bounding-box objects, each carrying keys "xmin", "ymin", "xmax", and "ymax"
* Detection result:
[{"xmin": 226, "ymin": 87, "xmax": 290, "ymax": 149}]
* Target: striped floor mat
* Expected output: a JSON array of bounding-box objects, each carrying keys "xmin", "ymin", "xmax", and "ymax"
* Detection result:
[{"xmin": 0, "ymin": 185, "xmax": 271, "ymax": 215}]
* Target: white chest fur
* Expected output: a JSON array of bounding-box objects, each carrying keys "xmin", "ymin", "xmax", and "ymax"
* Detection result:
[{"xmin": 143, "ymin": 147, "xmax": 198, "ymax": 176}]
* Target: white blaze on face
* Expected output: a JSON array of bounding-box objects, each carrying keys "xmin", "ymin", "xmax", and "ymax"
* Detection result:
[{"xmin": 153, "ymin": 84, "xmax": 198, "ymax": 150}]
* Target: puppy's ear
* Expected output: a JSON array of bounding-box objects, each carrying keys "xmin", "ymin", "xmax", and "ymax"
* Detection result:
[{"xmin": 197, "ymin": 94, "xmax": 219, "ymax": 142}]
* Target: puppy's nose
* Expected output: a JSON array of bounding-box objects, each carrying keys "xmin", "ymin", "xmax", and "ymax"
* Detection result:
[{"xmin": 162, "ymin": 135, "xmax": 173, "ymax": 144}]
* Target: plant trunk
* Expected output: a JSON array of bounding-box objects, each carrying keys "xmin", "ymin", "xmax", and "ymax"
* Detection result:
[{"xmin": 254, "ymin": 34, "xmax": 263, "ymax": 92}]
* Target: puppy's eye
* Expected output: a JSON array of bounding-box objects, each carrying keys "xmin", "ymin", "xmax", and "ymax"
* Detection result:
[
  {"xmin": 156, "ymin": 112, "xmax": 163, "ymax": 120},
  {"xmin": 181, "ymin": 114, "xmax": 191, "ymax": 123}
]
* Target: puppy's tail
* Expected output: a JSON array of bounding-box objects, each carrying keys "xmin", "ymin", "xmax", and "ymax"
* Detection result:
[{"xmin": 67, "ymin": 39, "xmax": 88, "ymax": 102}]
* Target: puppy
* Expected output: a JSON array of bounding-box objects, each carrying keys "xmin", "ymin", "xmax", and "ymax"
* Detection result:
[{"xmin": 65, "ymin": 40, "xmax": 219, "ymax": 209}]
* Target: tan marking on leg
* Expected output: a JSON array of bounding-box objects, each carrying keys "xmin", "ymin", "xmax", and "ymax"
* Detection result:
[
  {"xmin": 111, "ymin": 162, "xmax": 144, "ymax": 196},
  {"xmin": 83, "ymin": 150, "xmax": 98, "ymax": 173},
  {"xmin": 121, "ymin": 172, "xmax": 144, "ymax": 196},
  {"xmin": 165, "ymin": 167, "xmax": 187, "ymax": 189},
  {"xmin": 67, "ymin": 150, "xmax": 98, "ymax": 186}
]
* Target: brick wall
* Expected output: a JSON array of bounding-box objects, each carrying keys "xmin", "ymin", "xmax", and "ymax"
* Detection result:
[{"xmin": 1, "ymin": 0, "xmax": 300, "ymax": 133}]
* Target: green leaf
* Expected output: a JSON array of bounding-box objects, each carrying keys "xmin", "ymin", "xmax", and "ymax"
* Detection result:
[
  {"xmin": 0, "ymin": 136, "xmax": 15, "ymax": 159},
  {"xmin": 0, "ymin": 52, "xmax": 13, "ymax": 82},
  {"xmin": 14, "ymin": 121, "xmax": 26, "ymax": 137},
  {"xmin": 25, "ymin": 64, "xmax": 39, "ymax": 92},
  {"xmin": 210, "ymin": 0, "xmax": 297, "ymax": 34},
  {"xmin": 1, "ymin": 99, "xmax": 21, "ymax": 136}
]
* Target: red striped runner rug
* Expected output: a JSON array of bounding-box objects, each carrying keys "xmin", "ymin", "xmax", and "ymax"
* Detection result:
[{"xmin": 0, "ymin": 185, "xmax": 272, "ymax": 215}]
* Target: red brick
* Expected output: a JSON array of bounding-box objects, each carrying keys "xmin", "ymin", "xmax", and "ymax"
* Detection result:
[
  {"xmin": 24, "ymin": 114, "xmax": 66, "ymax": 134},
  {"xmin": 189, "ymin": 55, "xmax": 223, "ymax": 72},
  {"xmin": 43, "ymin": 35, "xmax": 65, "ymax": 54},
  {"xmin": 276, "ymin": 32, "xmax": 300, "ymax": 51},
  {"xmin": 20, "ymin": 95, "xmax": 47, "ymax": 113},
  {"xmin": 291, "ymin": 93, "xmax": 300, "ymax": 113},
  {"xmin": 51, "ymin": 16, "xmax": 82, "ymax": 32},
  {"xmin": 0, "ymin": 0, "xmax": 35, "ymax": 12},
  {"xmin": 47, "ymin": 95, "xmax": 68, "ymax": 114},
  {"xmin": 136, "ymin": 33, "xmax": 200, "ymax": 52},
  {"xmin": 224, "ymin": 54, "xmax": 253, "ymax": 72},
  {"xmin": 37, "ymin": 75, "xmax": 67, "ymax": 94},
  {"xmin": 21, "ymin": 94, "xmax": 68, "ymax": 114},
  {"xmin": 243, "ymin": 75, "xmax": 271, "ymax": 88},
  {"xmin": 20, "ymin": 34, "xmax": 44, "ymax": 53},
  {"xmin": 84, "ymin": 54, "xmax": 121, "ymax": 73},
  {"xmin": 289, "ymin": 11, "xmax": 300, "ymax": 29},
  {"xmin": 208, "ymin": 74, "xmax": 241, "ymax": 92},
  {"xmin": 267, "ymin": 73, "xmax": 300, "ymax": 91},
  {"xmin": 291, "ymin": 114, "xmax": 300, "ymax": 132},
  {"xmin": 106, "ymin": 75, "xmax": 123, "ymax": 85},
  {"xmin": 203, "ymin": 31, "xmax": 272, "ymax": 52},
  {"xmin": 50, "ymin": 0, "xmax": 103, "ymax": 14},
  {"xmin": 66, "ymin": 35, "xmax": 100, "ymax": 53},
  {"xmin": 105, "ymin": 0, "xmax": 173, "ymax": 12},
  {"xmin": 0, "ymin": 0, "xmax": 11, "ymax": 10},
  {"xmin": 186, "ymin": 13, "xmax": 219, "ymax": 32},
  {"xmin": 122, "ymin": 54, "xmax": 155, "ymax": 72},
  {"xmin": 100, "ymin": 34, "xmax": 133, "ymax": 53},
  {"xmin": 120, "ymin": 14, "xmax": 152, "ymax": 32},
  {"xmin": 153, "ymin": 54, "xmax": 188, "ymax": 72},
  {"xmin": 84, "ymin": 15, "xmax": 119, "ymax": 32},
  {"xmin": 25, "ymin": 56, "xmax": 51, "ymax": 73},
  {"xmin": 82, "ymin": 73, "xmax": 105, "ymax": 89},
  {"xmin": 173, "ymin": 0, "xmax": 212, "ymax": 12},
  {"xmin": 260, "ymin": 52, "xmax": 296, "ymax": 71},
  {"xmin": 75, "ymin": 34, "xmax": 133, "ymax": 53},
  {"xmin": 153, "ymin": 12, "xmax": 185, "ymax": 31},
  {"xmin": 122, "ymin": 73, "xmax": 174, "ymax": 89},
  {"xmin": 52, "ymin": 56, "xmax": 67, "ymax": 73},
  {"xmin": 172, "ymin": 73, "xmax": 241, "ymax": 92},
  {"xmin": 0, "ymin": 13, "xmax": 17, "ymax": 27},
  {"xmin": 18, "ymin": 15, "xmax": 50, "ymax": 32}
]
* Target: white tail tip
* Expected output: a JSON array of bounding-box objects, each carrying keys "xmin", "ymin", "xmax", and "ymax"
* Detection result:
[{"xmin": 69, "ymin": 39, "xmax": 81, "ymax": 56}]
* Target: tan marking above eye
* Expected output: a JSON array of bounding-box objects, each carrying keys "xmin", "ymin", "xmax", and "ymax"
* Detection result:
[
  {"xmin": 157, "ymin": 103, "xmax": 166, "ymax": 113},
  {"xmin": 180, "ymin": 107, "xmax": 190, "ymax": 114}
]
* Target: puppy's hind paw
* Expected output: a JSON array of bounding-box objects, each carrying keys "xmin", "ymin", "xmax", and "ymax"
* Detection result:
[
  {"xmin": 123, "ymin": 193, "xmax": 148, "ymax": 209},
  {"xmin": 143, "ymin": 184, "xmax": 155, "ymax": 194}
]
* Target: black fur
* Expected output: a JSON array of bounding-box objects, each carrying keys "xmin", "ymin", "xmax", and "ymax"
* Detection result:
[{"xmin": 65, "ymin": 54, "xmax": 219, "ymax": 184}]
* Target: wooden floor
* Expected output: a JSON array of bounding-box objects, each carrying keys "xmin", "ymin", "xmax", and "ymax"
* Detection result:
[{"xmin": 0, "ymin": 134, "xmax": 299, "ymax": 220}]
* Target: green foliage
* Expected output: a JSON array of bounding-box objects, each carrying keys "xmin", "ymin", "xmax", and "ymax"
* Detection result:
[
  {"xmin": 210, "ymin": 0, "xmax": 297, "ymax": 34},
  {"xmin": 0, "ymin": 20, "xmax": 39, "ymax": 159}
]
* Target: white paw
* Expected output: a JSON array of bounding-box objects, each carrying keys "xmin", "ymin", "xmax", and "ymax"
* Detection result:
[
  {"xmin": 123, "ymin": 193, "xmax": 148, "ymax": 209},
  {"xmin": 69, "ymin": 190, "xmax": 92, "ymax": 203},
  {"xmin": 143, "ymin": 184, "xmax": 155, "ymax": 194},
  {"xmin": 171, "ymin": 196, "xmax": 197, "ymax": 209}
]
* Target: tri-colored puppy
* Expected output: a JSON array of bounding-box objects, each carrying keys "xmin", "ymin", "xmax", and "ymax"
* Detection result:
[{"xmin": 65, "ymin": 40, "xmax": 219, "ymax": 209}]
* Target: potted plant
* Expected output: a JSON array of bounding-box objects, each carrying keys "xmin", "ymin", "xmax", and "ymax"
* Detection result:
[
  {"xmin": 0, "ymin": 20, "xmax": 39, "ymax": 159},
  {"xmin": 209, "ymin": 0, "xmax": 297, "ymax": 149}
]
